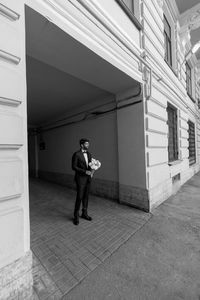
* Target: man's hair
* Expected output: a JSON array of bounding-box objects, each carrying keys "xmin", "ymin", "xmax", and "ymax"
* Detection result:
[{"xmin": 79, "ymin": 138, "xmax": 89, "ymax": 146}]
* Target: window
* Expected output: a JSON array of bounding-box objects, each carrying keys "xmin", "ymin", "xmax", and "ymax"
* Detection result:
[
  {"xmin": 188, "ymin": 121, "xmax": 196, "ymax": 165},
  {"xmin": 121, "ymin": 0, "xmax": 134, "ymax": 12},
  {"xmin": 167, "ymin": 103, "xmax": 178, "ymax": 162},
  {"xmin": 116, "ymin": 0, "xmax": 142, "ymax": 30},
  {"xmin": 164, "ymin": 15, "xmax": 172, "ymax": 67},
  {"xmin": 186, "ymin": 62, "xmax": 192, "ymax": 97}
]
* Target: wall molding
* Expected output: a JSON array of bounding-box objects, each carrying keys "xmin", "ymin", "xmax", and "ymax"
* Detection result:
[
  {"xmin": 0, "ymin": 144, "xmax": 22, "ymax": 150},
  {"xmin": 0, "ymin": 97, "xmax": 21, "ymax": 107},
  {"xmin": 0, "ymin": 194, "xmax": 21, "ymax": 202},
  {"xmin": 0, "ymin": 50, "xmax": 20, "ymax": 65},
  {"xmin": 146, "ymin": 111, "xmax": 167, "ymax": 122},
  {"xmin": 0, "ymin": 3, "xmax": 20, "ymax": 21},
  {"xmin": 147, "ymin": 160, "xmax": 167, "ymax": 168},
  {"xmin": 150, "ymin": 96, "xmax": 167, "ymax": 108},
  {"xmin": 146, "ymin": 128, "xmax": 167, "ymax": 135}
]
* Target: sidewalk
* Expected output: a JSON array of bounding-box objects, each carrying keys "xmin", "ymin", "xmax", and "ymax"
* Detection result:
[{"xmin": 30, "ymin": 172, "xmax": 200, "ymax": 299}]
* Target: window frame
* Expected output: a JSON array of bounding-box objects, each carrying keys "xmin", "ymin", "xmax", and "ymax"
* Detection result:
[
  {"xmin": 115, "ymin": 0, "xmax": 142, "ymax": 31},
  {"xmin": 167, "ymin": 103, "xmax": 179, "ymax": 163},
  {"xmin": 186, "ymin": 62, "xmax": 192, "ymax": 98},
  {"xmin": 164, "ymin": 15, "xmax": 172, "ymax": 67},
  {"xmin": 188, "ymin": 120, "xmax": 196, "ymax": 166}
]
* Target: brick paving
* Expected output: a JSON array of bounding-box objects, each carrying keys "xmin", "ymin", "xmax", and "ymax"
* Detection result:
[{"xmin": 30, "ymin": 179, "xmax": 151, "ymax": 299}]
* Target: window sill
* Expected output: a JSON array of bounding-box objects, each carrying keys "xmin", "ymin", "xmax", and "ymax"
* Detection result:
[
  {"xmin": 187, "ymin": 92, "xmax": 196, "ymax": 103},
  {"xmin": 164, "ymin": 60, "xmax": 178, "ymax": 78},
  {"xmin": 169, "ymin": 160, "xmax": 183, "ymax": 178},
  {"xmin": 115, "ymin": 0, "xmax": 143, "ymax": 31},
  {"xmin": 168, "ymin": 159, "xmax": 182, "ymax": 166}
]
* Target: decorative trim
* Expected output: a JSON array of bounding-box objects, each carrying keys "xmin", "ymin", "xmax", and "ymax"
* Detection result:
[
  {"xmin": 0, "ymin": 3, "xmax": 20, "ymax": 21},
  {"xmin": 147, "ymin": 160, "xmax": 168, "ymax": 168},
  {"xmin": 146, "ymin": 111, "xmax": 167, "ymax": 122},
  {"xmin": 0, "ymin": 97, "xmax": 21, "ymax": 107},
  {"xmin": 146, "ymin": 128, "xmax": 167, "ymax": 135},
  {"xmin": 0, "ymin": 194, "xmax": 21, "ymax": 202},
  {"xmin": 115, "ymin": 0, "xmax": 143, "ymax": 31},
  {"xmin": 0, "ymin": 49, "xmax": 20, "ymax": 65},
  {"xmin": 0, "ymin": 144, "xmax": 22, "ymax": 150},
  {"xmin": 150, "ymin": 96, "xmax": 167, "ymax": 108}
]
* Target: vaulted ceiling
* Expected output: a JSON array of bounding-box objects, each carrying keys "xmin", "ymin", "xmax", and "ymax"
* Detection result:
[{"xmin": 176, "ymin": 0, "xmax": 200, "ymax": 60}]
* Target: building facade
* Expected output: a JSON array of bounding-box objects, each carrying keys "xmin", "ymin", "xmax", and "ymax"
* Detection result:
[{"xmin": 0, "ymin": 0, "xmax": 200, "ymax": 297}]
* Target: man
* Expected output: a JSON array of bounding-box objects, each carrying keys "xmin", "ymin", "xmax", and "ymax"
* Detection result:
[{"xmin": 72, "ymin": 138, "xmax": 92, "ymax": 225}]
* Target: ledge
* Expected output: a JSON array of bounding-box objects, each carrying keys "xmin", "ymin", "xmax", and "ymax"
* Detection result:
[
  {"xmin": 0, "ymin": 144, "xmax": 22, "ymax": 150},
  {"xmin": 187, "ymin": 92, "xmax": 196, "ymax": 103},
  {"xmin": 0, "ymin": 97, "xmax": 21, "ymax": 107},
  {"xmin": 0, "ymin": 194, "xmax": 21, "ymax": 202},
  {"xmin": 169, "ymin": 160, "xmax": 183, "ymax": 178},
  {"xmin": 168, "ymin": 159, "xmax": 183, "ymax": 167},
  {"xmin": 164, "ymin": 59, "xmax": 178, "ymax": 78},
  {"xmin": 0, "ymin": 3, "xmax": 20, "ymax": 21},
  {"xmin": 115, "ymin": 0, "xmax": 143, "ymax": 31},
  {"xmin": 0, "ymin": 50, "xmax": 20, "ymax": 65}
]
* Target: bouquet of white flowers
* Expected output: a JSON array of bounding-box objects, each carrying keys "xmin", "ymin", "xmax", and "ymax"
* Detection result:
[{"xmin": 89, "ymin": 158, "xmax": 101, "ymax": 177}]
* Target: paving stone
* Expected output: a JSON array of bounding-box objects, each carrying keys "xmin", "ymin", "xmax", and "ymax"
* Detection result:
[
  {"xmin": 56, "ymin": 276, "xmax": 78, "ymax": 295},
  {"xmin": 29, "ymin": 179, "xmax": 151, "ymax": 298},
  {"xmin": 47, "ymin": 289, "xmax": 63, "ymax": 300}
]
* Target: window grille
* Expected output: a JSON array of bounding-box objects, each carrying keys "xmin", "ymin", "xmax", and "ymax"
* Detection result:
[
  {"xmin": 167, "ymin": 103, "xmax": 178, "ymax": 162},
  {"xmin": 186, "ymin": 62, "xmax": 192, "ymax": 98},
  {"xmin": 188, "ymin": 121, "xmax": 196, "ymax": 166}
]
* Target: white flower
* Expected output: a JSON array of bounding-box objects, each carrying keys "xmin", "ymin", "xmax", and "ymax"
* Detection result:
[{"xmin": 89, "ymin": 158, "xmax": 101, "ymax": 170}]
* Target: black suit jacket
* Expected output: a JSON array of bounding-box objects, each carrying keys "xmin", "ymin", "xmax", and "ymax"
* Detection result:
[{"xmin": 72, "ymin": 150, "xmax": 92, "ymax": 184}]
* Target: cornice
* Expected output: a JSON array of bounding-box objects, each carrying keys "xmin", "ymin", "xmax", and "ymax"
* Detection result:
[{"xmin": 179, "ymin": 3, "xmax": 200, "ymax": 31}]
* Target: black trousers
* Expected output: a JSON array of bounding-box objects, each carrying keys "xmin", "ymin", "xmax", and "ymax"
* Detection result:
[{"xmin": 74, "ymin": 179, "xmax": 91, "ymax": 218}]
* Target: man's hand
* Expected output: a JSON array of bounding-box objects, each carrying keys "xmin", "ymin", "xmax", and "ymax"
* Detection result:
[{"xmin": 86, "ymin": 171, "xmax": 92, "ymax": 176}]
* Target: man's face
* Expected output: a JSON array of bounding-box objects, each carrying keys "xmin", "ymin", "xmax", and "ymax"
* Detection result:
[{"xmin": 82, "ymin": 141, "xmax": 89, "ymax": 150}]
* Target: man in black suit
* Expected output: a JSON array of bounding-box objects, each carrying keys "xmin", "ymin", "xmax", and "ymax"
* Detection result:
[{"xmin": 72, "ymin": 138, "xmax": 92, "ymax": 225}]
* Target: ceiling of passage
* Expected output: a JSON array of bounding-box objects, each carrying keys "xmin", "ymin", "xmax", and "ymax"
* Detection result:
[
  {"xmin": 26, "ymin": 56, "xmax": 112, "ymax": 126},
  {"xmin": 25, "ymin": 6, "xmax": 139, "ymax": 126},
  {"xmin": 175, "ymin": 0, "xmax": 200, "ymax": 60}
]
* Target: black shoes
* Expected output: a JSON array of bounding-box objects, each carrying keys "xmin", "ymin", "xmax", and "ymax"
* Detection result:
[
  {"xmin": 73, "ymin": 217, "xmax": 79, "ymax": 225},
  {"xmin": 81, "ymin": 214, "xmax": 92, "ymax": 221},
  {"xmin": 73, "ymin": 213, "xmax": 92, "ymax": 225}
]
